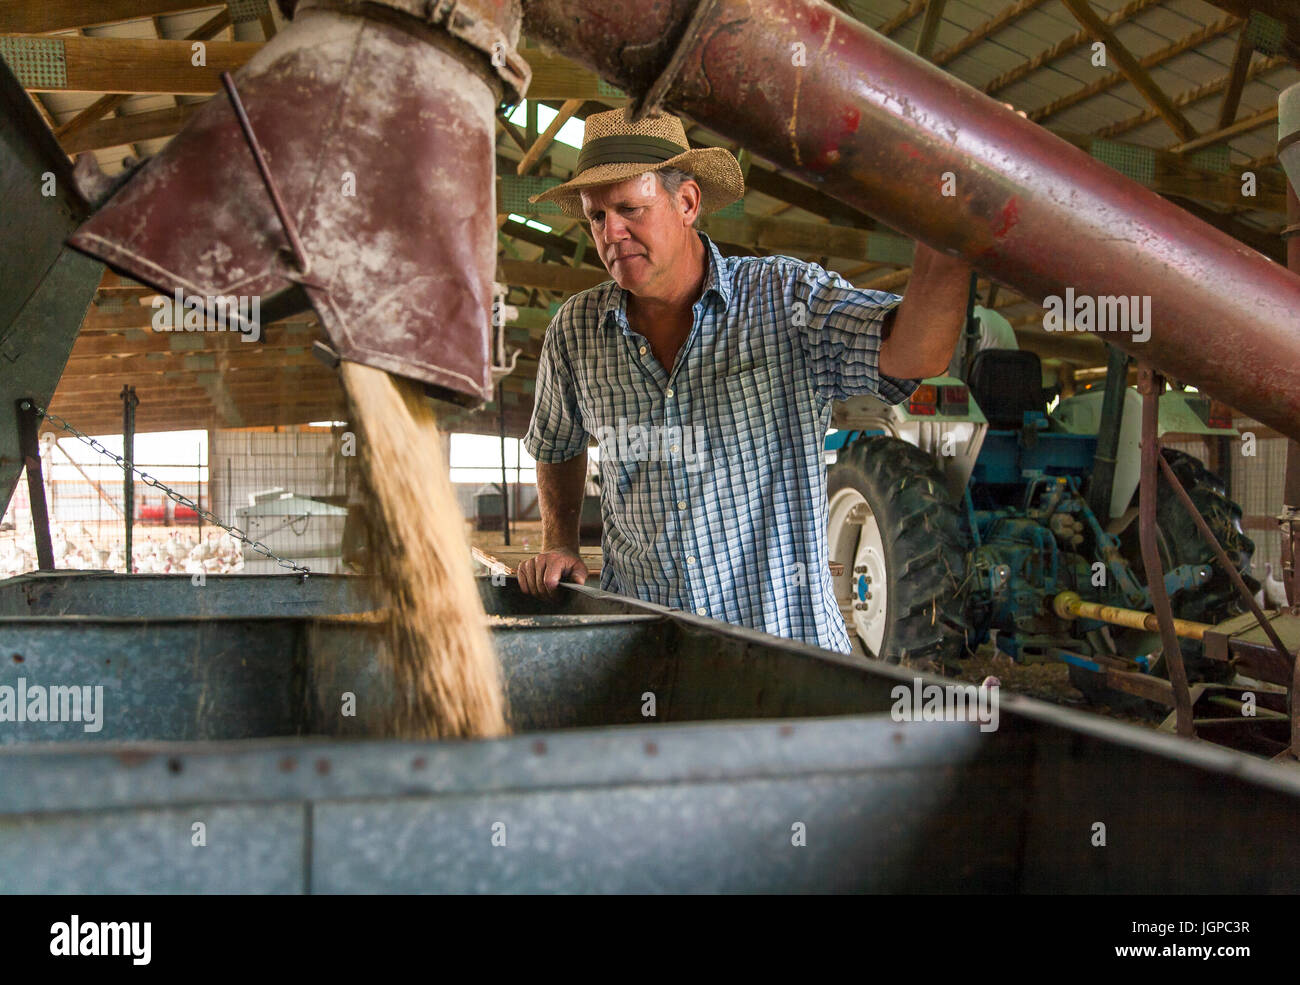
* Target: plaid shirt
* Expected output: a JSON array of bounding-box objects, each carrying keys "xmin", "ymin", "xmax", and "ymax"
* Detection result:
[{"xmin": 524, "ymin": 231, "xmax": 920, "ymax": 653}]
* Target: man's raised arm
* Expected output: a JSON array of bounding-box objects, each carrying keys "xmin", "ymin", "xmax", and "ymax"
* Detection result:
[{"xmin": 879, "ymin": 242, "xmax": 972, "ymax": 380}]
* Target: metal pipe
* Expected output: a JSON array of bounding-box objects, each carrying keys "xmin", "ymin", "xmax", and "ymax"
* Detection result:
[
  {"xmin": 1137, "ymin": 366, "xmax": 1192, "ymax": 737},
  {"xmin": 121, "ymin": 385, "xmax": 137, "ymax": 573},
  {"xmin": 1053, "ymin": 590, "xmax": 1211, "ymax": 641},
  {"xmin": 524, "ymin": 0, "xmax": 1300, "ymax": 441},
  {"xmin": 220, "ymin": 71, "xmax": 311, "ymax": 276}
]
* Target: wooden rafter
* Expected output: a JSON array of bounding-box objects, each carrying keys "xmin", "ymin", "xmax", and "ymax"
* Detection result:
[
  {"xmin": 981, "ymin": 0, "xmax": 1163, "ymax": 97},
  {"xmin": 878, "ymin": 0, "xmax": 927, "ymax": 37},
  {"xmin": 1168, "ymin": 104, "xmax": 1279, "ymax": 156},
  {"xmin": 933, "ymin": 0, "xmax": 1051, "ymax": 67},
  {"xmin": 60, "ymin": 100, "xmax": 204, "ymax": 153},
  {"xmin": 53, "ymin": 7, "xmax": 230, "ymax": 143},
  {"xmin": 516, "ymin": 98, "xmax": 582, "ymax": 175},
  {"xmin": 1058, "ymin": 0, "xmax": 1197, "ymax": 142},
  {"xmin": 1217, "ymin": 21, "xmax": 1256, "ymax": 130},
  {"xmin": 1095, "ymin": 54, "xmax": 1287, "ymax": 140},
  {"xmin": 0, "ymin": 0, "xmax": 220, "ymax": 33},
  {"xmin": 1029, "ymin": 15, "xmax": 1239, "ymax": 125},
  {"xmin": 7, "ymin": 35, "xmax": 260, "ymax": 93},
  {"xmin": 913, "ymin": 0, "xmax": 948, "ymax": 61}
]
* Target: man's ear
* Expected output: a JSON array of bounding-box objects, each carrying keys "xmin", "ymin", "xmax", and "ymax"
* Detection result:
[{"xmin": 680, "ymin": 180, "xmax": 702, "ymax": 226}]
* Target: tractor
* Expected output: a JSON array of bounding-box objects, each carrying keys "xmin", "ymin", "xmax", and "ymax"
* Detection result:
[{"xmin": 825, "ymin": 303, "xmax": 1257, "ymax": 704}]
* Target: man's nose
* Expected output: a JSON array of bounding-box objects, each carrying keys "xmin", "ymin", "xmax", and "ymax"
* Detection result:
[{"xmin": 603, "ymin": 212, "xmax": 630, "ymax": 241}]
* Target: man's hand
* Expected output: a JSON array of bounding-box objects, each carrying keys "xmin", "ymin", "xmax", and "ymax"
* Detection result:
[{"xmin": 517, "ymin": 548, "xmax": 589, "ymax": 601}]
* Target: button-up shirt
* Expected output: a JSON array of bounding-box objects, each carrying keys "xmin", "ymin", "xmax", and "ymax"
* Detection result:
[{"xmin": 524, "ymin": 230, "xmax": 920, "ymax": 652}]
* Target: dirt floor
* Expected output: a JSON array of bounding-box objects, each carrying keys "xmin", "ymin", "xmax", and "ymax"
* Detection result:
[{"xmin": 946, "ymin": 643, "xmax": 1165, "ymax": 729}]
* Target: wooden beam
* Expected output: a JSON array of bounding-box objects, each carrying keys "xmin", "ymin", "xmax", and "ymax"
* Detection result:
[
  {"xmin": 1029, "ymin": 15, "xmax": 1238, "ymax": 125},
  {"xmin": 1013, "ymin": 328, "xmax": 1107, "ymax": 366},
  {"xmin": 60, "ymin": 100, "xmax": 204, "ymax": 153},
  {"xmin": 914, "ymin": 0, "xmax": 948, "ymax": 61},
  {"xmin": 81, "ymin": 303, "xmax": 318, "ymax": 331},
  {"xmin": 53, "ymin": 8, "xmax": 229, "ymax": 142},
  {"xmin": 1095, "ymin": 54, "xmax": 1287, "ymax": 140},
  {"xmin": 878, "ymin": 0, "xmax": 927, "ymax": 36},
  {"xmin": 71, "ymin": 326, "xmax": 319, "ymax": 357},
  {"xmin": 1168, "ymin": 105, "xmax": 1279, "ymax": 155},
  {"xmin": 981, "ymin": 0, "xmax": 1163, "ymax": 96},
  {"xmin": 497, "ymin": 260, "xmax": 607, "ymax": 294},
  {"xmin": 8, "ymin": 36, "xmax": 260, "ymax": 93},
  {"xmin": 698, "ymin": 214, "xmax": 913, "ymax": 265},
  {"xmin": 933, "ymin": 0, "xmax": 1050, "ymax": 67},
  {"xmin": 739, "ymin": 161, "xmax": 877, "ymax": 227},
  {"xmin": 523, "ymin": 50, "xmax": 627, "ymax": 102},
  {"xmin": 1058, "ymin": 0, "xmax": 1197, "ymax": 142},
  {"xmin": 62, "ymin": 349, "xmax": 321, "ymax": 377},
  {"xmin": 0, "ymin": 0, "xmax": 219, "ymax": 33},
  {"xmin": 517, "ymin": 98, "xmax": 582, "ymax": 175},
  {"xmin": 860, "ymin": 268, "xmax": 912, "ymax": 292},
  {"xmin": 1052, "ymin": 131, "xmax": 1289, "ymax": 213},
  {"xmin": 1218, "ymin": 20, "xmax": 1255, "ymax": 130}
]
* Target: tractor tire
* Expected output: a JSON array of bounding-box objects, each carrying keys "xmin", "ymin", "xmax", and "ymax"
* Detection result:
[
  {"xmin": 1073, "ymin": 447, "xmax": 1258, "ymax": 700},
  {"xmin": 1148, "ymin": 448, "xmax": 1258, "ymax": 682},
  {"xmin": 826, "ymin": 435, "xmax": 970, "ymax": 672}
]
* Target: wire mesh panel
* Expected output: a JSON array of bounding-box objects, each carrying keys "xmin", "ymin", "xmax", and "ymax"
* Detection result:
[
  {"xmin": 1, "ymin": 422, "xmax": 359, "ymax": 577},
  {"xmin": 210, "ymin": 428, "xmax": 357, "ymax": 574},
  {"xmin": 1232, "ymin": 434, "xmax": 1288, "ymax": 582}
]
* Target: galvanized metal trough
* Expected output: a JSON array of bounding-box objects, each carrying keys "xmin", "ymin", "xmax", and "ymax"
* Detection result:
[{"xmin": 0, "ymin": 571, "xmax": 1297, "ymax": 893}]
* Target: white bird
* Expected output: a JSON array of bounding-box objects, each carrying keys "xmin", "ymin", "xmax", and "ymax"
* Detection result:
[{"xmin": 1255, "ymin": 563, "xmax": 1288, "ymax": 609}]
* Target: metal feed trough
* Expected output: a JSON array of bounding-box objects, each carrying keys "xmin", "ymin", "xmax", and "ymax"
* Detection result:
[{"xmin": 1, "ymin": 571, "xmax": 1299, "ymax": 893}]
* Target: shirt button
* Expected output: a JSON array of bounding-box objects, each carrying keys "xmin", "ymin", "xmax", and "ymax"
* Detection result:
[
  {"xmin": 677, "ymin": 500, "xmax": 686, "ymax": 510},
  {"xmin": 687, "ymin": 555, "xmax": 696, "ymax": 565},
  {"xmin": 639, "ymin": 345, "xmax": 647, "ymax": 355},
  {"xmin": 670, "ymin": 444, "xmax": 679, "ymax": 455},
  {"xmin": 696, "ymin": 606, "xmax": 707, "ymax": 616},
  {"xmin": 666, "ymin": 387, "xmax": 674, "ymax": 397}
]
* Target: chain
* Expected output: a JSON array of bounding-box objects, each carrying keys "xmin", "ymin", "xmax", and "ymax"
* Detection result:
[{"xmin": 22, "ymin": 401, "xmax": 310, "ymax": 577}]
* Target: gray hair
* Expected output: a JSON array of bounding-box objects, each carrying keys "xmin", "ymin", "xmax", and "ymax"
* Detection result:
[{"xmin": 656, "ymin": 167, "xmax": 701, "ymax": 227}]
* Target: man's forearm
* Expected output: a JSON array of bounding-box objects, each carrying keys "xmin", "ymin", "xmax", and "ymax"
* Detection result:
[
  {"xmin": 879, "ymin": 242, "xmax": 972, "ymax": 379},
  {"xmin": 537, "ymin": 451, "xmax": 588, "ymax": 553}
]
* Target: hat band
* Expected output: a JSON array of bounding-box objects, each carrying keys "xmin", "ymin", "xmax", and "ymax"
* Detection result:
[{"xmin": 574, "ymin": 134, "xmax": 687, "ymax": 175}]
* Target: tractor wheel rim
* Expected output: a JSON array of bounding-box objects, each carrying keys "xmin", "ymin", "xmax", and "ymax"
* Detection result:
[{"xmin": 828, "ymin": 487, "xmax": 888, "ymax": 656}]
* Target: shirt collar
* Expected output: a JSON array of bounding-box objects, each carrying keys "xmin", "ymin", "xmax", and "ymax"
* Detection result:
[{"xmin": 600, "ymin": 230, "xmax": 732, "ymax": 332}]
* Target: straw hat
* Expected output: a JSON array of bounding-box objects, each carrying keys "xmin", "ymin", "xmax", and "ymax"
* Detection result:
[{"xmin": 528, "ymin": 108, "xmax": 744, "ymax": 220}]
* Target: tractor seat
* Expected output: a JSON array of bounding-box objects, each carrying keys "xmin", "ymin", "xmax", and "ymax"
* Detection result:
[{"xmin": 968, "ymin": 348, "xmax": 1046, "ymax": 430}]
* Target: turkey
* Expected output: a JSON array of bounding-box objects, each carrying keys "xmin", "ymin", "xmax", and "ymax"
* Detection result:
[{"xmin": 1253, "ymin": 563, "xmax": 1289, "ymax": 610}]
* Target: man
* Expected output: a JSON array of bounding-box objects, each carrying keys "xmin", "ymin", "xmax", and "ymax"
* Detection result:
[{"xmin": 517, "ymin": 108, "xmax": 970, "ymax": 654}]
